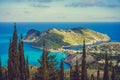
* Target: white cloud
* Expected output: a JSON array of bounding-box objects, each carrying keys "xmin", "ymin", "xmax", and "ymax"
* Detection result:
[{"xmin": 0, "ymin": 0, "xmax": 120, "ymax": 22}]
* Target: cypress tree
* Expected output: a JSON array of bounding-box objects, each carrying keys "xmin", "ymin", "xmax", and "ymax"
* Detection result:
[
  {"xmin": 81, "ymin": 39, "xmax": 87, "ymax": 80},
  {"xmin": 97, "ymin": 67, "xmax": 100, "ymax": 80},
  {"xmin": 43, "ymin": 42, "xmax": 49, "ymax": 80},
  {"xmin": 103, "ymin": 52, "xmax": 109, "ymax": 80},
  {"xmin": 8, "ymin": 23, "xmax": 20, "ymax": 80},
  {"xmin": 70, "ymin": 67, "xmax": 73, "ymax": 80},
  {"xmin": 111, "ymin": 67, "xmax": 115, "ymax": 80},
  {"xmin": 74, "ymin": 59, "xmax": 79, "ymax": 80},
  {"xmin": 48, "ymin": 55, "xmax": 58, "ymax": 80},
  {"xmin": 70, "ymin": 60, "xmax": 80, "ymax": 80},
  {"xmin": 36, "ymin": 40, "xmax": 58, "ymax": 80},
  {"xmin": 19, "ymin": 33, "xmax": 26, "ymax": 80},
  {"xmin": 8, "ymin": 39, "xmax": 12, "ymax": 80},
  {"xmin": 97, "ymin": 56, "xmax": 100, "ymax": 80},
  {"xmin": 0, "ymin": 56, "xmax": 3, "ymax": 80},
  {"xmin": 59, "ymin": 59, "xmax": 64, "ymax": 80},
  {"xmin": 90, "ymin": 74, "xmax": 95, "ymax": 80},
  {"xmin": 37, "ymin": 41, "xmax": 49, "ymax": 80},
  {"xmin": 4, "ymin": 69, "xmax": 8, "ymax": 80},
  {"xmin": 25, "ymin": 56, "xmax": 29, "ymax": 80}
]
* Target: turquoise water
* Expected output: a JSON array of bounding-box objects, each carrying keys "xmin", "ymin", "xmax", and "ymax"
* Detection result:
[
  {"xmin": 24, "ymin": 43, "xmax": 69, "ymax": 69},
  {"xmin": 0, "ymin": 34, "xmax": 70, "ymax": 69},
  {"xmin": 0, "ymin": 22, "xmax": 120, "ymax": 69}
]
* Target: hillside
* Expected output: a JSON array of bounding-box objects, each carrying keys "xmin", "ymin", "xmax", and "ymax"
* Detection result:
[
  {"xmin": 87, "ymin": 42, "xmax": 120, "ymax": 54},
  {"xmin": 23, "ymin": 27, "xmax": 110, "ymax": 49},
  {"xmin": 64, "ymin": 53, "xmax": 95, "ymax": 66}
]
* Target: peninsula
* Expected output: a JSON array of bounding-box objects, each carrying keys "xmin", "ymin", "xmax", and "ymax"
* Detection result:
[{"xmin": 23, "ymin": 27, "xmax": 110, "ymax": 50}]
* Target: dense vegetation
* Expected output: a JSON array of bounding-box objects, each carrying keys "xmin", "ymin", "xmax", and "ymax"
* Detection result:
[
  {"xmin": 0, "ymin": 24, "xmax": 120, "ymax": 80},
  {"xmin": 87, "ymin": 42, "xmax": 120, "ymax": 54},
  {"xmin": 87, "ymin": 42, "xmax": 120, "ymax": 64},
  {"xmin": 24, "ymin": 27, "xmax": 110, "ymax": 49},
  {"xmin": 7, "ymin": 23, "xmax": 29, "ymax": 80}
]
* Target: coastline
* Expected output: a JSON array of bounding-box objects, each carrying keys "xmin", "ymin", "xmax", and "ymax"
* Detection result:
[{"xmin": 28, "ymin": 40, "xmax": 110, "ymax": 55}]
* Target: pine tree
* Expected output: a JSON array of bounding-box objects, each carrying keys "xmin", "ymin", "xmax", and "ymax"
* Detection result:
[
  {"xmin": 0, "ymin": 56, "xmax": 3, "ymax": 80},
  {"xmin": 103, "ymin": 52, "xmax": 109, "ymax": 80},
  {"xmin": 25, "ymin": 56, "xmax": 29, "ymax": 80},
  {"xmin": 18, "ymin": 33, "xmax": 26, "ymax": 80},
  {"xmin": 59, "ymin": 59, "xmax": 64, "ymax": 80},
  {"xmin": 81, "ymin": 39, "xmax": 87, "ymax": 80},
  {"xmin": 8, "ymin": 23, "xmax": 20, "ymax": 80}
]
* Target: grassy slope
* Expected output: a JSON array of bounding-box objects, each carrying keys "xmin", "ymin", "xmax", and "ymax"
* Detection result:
[{"xmin": 34, "ymin": 28, "xmax": 110, "ymax": 49}]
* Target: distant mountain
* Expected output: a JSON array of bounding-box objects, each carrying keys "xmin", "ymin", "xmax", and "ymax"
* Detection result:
[{"xmin": 23, "ymin": 27, "xmax": 110, "ymax": 49}]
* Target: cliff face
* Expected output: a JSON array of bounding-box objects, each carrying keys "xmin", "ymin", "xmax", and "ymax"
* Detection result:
[
  {"xmin": 24, "ymin": 27, "xmax": 110, "ymax": 49},
  {"xmin": 23, "ymin": 29, "xmax": 41, "ymax": 42}
]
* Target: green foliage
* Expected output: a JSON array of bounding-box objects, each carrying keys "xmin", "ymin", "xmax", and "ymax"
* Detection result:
[
  {"xmin": 87, "ymin": 42, "xmax": 120, "ymax": 55},
  {"xmin": 35, "ymin": 33, "xmax": 69, "ymax": 49},
  {"xmin": 90, "ymin": 74, "xmax": 95, "ymax": 80},
  {"xmin": 97, "ymin": 67, "xmax": 100, "ymax": 80},
  {"xmin": 111, "ymin": 67, "xmax": 115, "ymax": 80},
  {"xmin": 19, "ymin": 34, "xmax": 27, "ymax": 80},
  {"xmin": 31, "ymin": 27, "xmax": 110, "ymax": 49},
  {"xmin": 103, "ymin": 52, "xmax": 109, "ymax": 80},
  {"xmin": 60, "ymin": 60, "xmax": 64, "ymax": 80},
  {"xmin": 4, "ymin": 25, "xmax": 119, "ymax": 80},
  {"xmin": 35, "ymin": 42, "xmax": 58, "ymax": 80},
  {"xmin": 8, "ymin": 24, "xmax": 29, "ymax": 80},
  {"xmin": 8, "ymin": 23, "xmax": 20, "ymax": 80},
  {"xmin": 25, "ymin": 56, "xmax": 30, "ymax": 80},
  {"xmin": 81, "ymin": 40, "xmax": 88, "ymax": 80},
  {"xmin": 72, "ymin": 60, "xmax": 80, "ymax": 80}
]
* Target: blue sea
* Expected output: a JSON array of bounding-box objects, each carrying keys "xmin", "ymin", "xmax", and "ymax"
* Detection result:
[{"xmin": 0, "ymin": 22, "xmax": 120, "ymax": 69}]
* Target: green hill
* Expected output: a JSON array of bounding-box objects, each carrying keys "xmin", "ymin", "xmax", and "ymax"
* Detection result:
[{"xmin": 24, "ymin": 27, "xmax": 110, "ymax": 49}]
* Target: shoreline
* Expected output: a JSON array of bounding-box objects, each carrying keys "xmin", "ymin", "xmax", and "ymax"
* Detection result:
[{"xmin": 28, "ymin": 40, "xmax": 111, "ymax": 54}]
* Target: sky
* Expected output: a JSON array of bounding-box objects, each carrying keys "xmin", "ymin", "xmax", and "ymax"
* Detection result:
[{"xmin": 0, "ymin": 0, "xmax": 120, "ymax": 22}]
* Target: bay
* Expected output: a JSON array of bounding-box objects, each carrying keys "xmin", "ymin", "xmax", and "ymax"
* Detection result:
[{"xmin": 0, "ymin": 22, "xmax": 120, "ymax": 69}]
